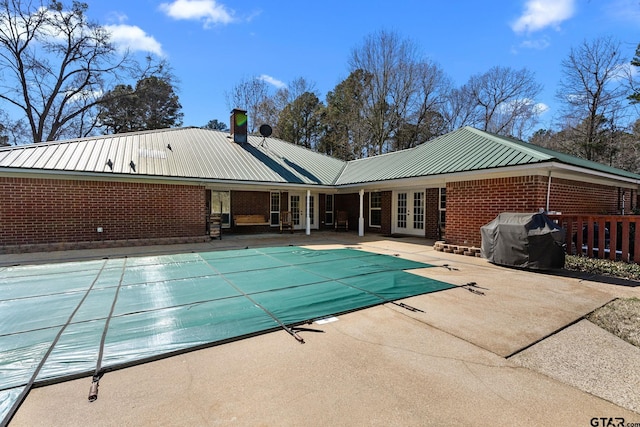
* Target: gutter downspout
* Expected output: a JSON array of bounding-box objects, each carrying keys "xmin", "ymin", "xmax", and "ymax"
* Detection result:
[{"xmin": 546, "ymin": 171, "xmax": 552, "ymax": 212}]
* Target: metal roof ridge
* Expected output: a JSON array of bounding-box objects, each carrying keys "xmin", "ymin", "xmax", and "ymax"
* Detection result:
[
  {"xmin": 249, "ymin": 134, "xmax": 349, "ymax": 161},
  {"xmin": 464, "ymin": 126, "xmax": 640, "ymax": 180},
  {"xmin": 347, "ymin": 144, "xmax": 421, "ymax": 164},
  {"xmin": 332, "ymin": 162, "xmax": 351, "ymax": 185},
  {"xmin": 460, "ymin": 127, "xmax": 552, "ymax": 161}
]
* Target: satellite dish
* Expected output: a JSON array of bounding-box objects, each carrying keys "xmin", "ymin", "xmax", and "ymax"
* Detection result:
[{"xmin": 259, "ymin": 124, "xmax": 272, "ymax": 137}]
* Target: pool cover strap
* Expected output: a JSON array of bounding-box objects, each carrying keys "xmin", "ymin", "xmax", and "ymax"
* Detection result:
[
  {"xmin": 259, "ymin": 250, "xmax": 426, "ymax": 314},
  {"xmin": 2, "ymin": 260, "xmax": 109, "ymax": 427},
  {"xmin": 198, "ymin": 254, "xmax": 305, "ymax": 344},
  {"xmin": 90, "ymin": 257, "xmax": 128, "ymax": 402}
]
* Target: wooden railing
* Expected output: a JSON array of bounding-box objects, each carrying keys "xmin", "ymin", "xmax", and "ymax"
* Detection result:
[{"xmin": 547, "ymin": 214, "xmax": 640, "ymax": 263}]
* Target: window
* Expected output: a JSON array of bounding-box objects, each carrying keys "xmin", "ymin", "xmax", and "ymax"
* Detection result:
[
  {"xmin": 439, "ymin": 188, "xmax": 446, "ymax": 227},
  {"xmin": 325, "ymin": 194, "xmax": 334, "ymax": 225},
  {"xmin": 211, "ymin": 191, "xmax": 231, "ymax": 228},
  {"xmin": 370, "ymin": 192, "xmax": 382, "ymax": 227},
  {"xmin": 270, "ymin": 192, "xmax": 280, "ymax": 226}
]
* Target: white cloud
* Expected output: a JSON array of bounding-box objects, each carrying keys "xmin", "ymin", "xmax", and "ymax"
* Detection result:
[
  {"xmin": 511, "ymin": 0, "xmax": 576, "ymax": 33},
  {"xmin": 68, "ymin": 88, "xmax": 104, "ymax": 103},
  {"xmin": 258, "ymin": 74, "xmax": 287, "ymax": 89},
  {"xmin": 611, "ymin": 62, "xmax": 638, "ymax": 84},
  {"xmin": 159, "ymin": 0, "xmax": 234, "ymax": 27},
  {"xmin": 519, "ymin": 37, "xmax": 550, "ymax": 50},
  {"xmin": 534, "ymin": 102, "xmax": 549, "ymax": 115},
  {"xmin": 105, "ymin": 24, "xmax": 164, "ymax": 56}
]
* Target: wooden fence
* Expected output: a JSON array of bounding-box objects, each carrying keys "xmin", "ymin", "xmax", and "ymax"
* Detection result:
[{"xmin": 548, "ymin": 214, "xmax": 640, "ymax": 263}]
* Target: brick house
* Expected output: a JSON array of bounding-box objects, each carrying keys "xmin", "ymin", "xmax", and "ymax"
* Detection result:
[{"xmin": 1, "ymin": 109, "xmax": 638, "ymax": 251}]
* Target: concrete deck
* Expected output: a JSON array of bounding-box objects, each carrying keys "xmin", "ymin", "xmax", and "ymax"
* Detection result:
[{"xmin": 3, "ymin": 232, "xmax": 639, "ymax": 426}]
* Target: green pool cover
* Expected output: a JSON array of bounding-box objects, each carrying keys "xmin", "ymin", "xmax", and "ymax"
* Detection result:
[{"xmin": 0, "ymin": 246, "xmax": 455, "ymax": 424}]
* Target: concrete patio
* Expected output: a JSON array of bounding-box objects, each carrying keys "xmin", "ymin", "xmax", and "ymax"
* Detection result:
[{"xmin": 2, "ymin": 232, "xmax": 639, "ymax": 426}]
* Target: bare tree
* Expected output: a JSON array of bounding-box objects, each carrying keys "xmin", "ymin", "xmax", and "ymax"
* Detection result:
[
  {"xmin": 440, "ymin": 86, "xmax": 479, "ymax": 132},
  {"xmin": 0, "ymin": 0, "xmax": 143, "ymax": 142},
  {"xmin": 263, "ymin": 77, "xmax": 317, "ymax": 137},
  {"xmin": 0, "ymin": 108, "xmax": 28, "ymax": 145},
  {"xmin": 464, "ymin": 66, "xmax": 543, "ymax": 138},
  {"xmin": 349, "ymin": 30, "xmax": 450, "ymax": 155},
  {"xmin": 224, "ymin": 76, "xmax": 270, "ymax": 133},
  {"xmin": 392, "ymin": 61, "xmax": 449, "ymax": 150},
  {"xmin": 556, "ymin": 36, "xmax": 628, "ymax": 161},
  {"xmin": 226, "ymin": 75, "xmax": 319, "ymax": 136}
]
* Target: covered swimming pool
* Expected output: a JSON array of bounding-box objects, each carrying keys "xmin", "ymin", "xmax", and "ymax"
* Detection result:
[{"xmin": 0, "ymin": 246, "xmax": 455, "ymax": 425}]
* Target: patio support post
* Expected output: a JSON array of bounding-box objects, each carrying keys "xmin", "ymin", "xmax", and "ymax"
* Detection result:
[
  {"xmin": 306, "ymin": 190, "xmax": 311, "ymax": 235},
  {"xmin": 359, "ymin": 189, "xmax": 364, "ymax": 237}
]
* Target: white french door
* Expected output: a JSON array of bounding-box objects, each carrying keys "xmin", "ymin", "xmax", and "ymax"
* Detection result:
[
  {"xmin": 392, "ymin": 190, "xmax": 425, "ymax": 236},
  {"xmin": 289, "ymin": 192, "xmax": 317, "ymax": 230}
]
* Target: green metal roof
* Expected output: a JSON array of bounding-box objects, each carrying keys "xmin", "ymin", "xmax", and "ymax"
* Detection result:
[
  {"xmin": 1, "ymin": 126, "xmax": 638, "ymax": 186},
  {"xmin": 334, "ymin": 126, "xmax": 640, "ymax": 184},
  {"xmin": 0, "ymin": 127, "xmax": 346, "ymax": 186}
]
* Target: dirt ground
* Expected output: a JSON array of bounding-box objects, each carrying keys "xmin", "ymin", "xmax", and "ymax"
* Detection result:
[{"xmin": 588, "ymin": 298, "xmax": 640, "ymax": 348}]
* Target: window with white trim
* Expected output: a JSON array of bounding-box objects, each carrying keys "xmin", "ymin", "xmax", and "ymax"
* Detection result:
[
  {"xmin": 370, "ymin": 192, "xmax": 382, "ymax": 227},
  {"xmin": 439, "ymin": 188, "xmax": 446, "ymax": 227},
  {"xmin": 325, "ymin": 194, "xmax": 334, "ymax": 225},
  {"xmin": 270, "ymin": 192, "xmax": 280, "ymax": 226}
]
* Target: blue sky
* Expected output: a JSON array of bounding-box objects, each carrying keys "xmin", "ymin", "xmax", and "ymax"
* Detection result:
[{"xmin": 87, "ymin": 0, "xmax": 640, "ymax": 133}]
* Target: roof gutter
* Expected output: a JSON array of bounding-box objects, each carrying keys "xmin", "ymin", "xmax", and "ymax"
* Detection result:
[
  {"xmin": 3, "ymin": 158, "xmax": 638, "ymax": 192},
  {"xmin": 545, "ymin": 161, "xmax": 640, "ymax": 186},
  {"xmin": 0, "ymin": 168, "xmax": 338, "ymax": 191},
  {"xmin": 334, "ymin": 160, "xmax": 640, "ymax": 190}
]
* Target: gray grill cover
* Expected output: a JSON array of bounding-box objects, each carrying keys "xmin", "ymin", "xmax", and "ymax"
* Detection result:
[{"xmin": 481, "ymin": 212, "xmax": 565, "ymax": 269}]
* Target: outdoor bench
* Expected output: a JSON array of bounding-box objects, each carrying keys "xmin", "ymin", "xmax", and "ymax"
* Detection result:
[{"xmin": 234, "ymin": 214, "xmax": 270, "ymax": 226}]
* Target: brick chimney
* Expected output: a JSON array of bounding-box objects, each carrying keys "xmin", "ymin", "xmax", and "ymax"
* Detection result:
[{"xmin": 230, "ymin": 108, "xmax": 248, "ymax": 144}]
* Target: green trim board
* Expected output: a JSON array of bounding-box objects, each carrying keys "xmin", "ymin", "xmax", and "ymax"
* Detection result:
[{"xmin": 0, "ymin": 246, "xmax": 455, "ymax": 425}]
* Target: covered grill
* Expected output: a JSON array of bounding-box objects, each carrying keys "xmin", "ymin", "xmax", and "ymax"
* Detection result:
[{"xmin": 481, "ymin": 212, "xmax": 565, "ymax": 269}]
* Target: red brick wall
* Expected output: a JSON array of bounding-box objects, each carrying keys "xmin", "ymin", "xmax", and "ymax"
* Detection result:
[
  {"xmin": 230, "ymin": 190, "xmax": 272, "ymax": 233},
  {"xmin": 0, "ymin": 177, "xmax": 205, "ymax": 246},
  {"xmin": 333, "ymin": 191, "xmax": 392, "ymax": 234},
  {"xmin": 446, "ymin": 176, "xmax": 547, "ymax": 246},
  {"xmin": 548, "ymin": 178, "xmax": 620, "ymax": 214},
  {"xmin": 231, "ymin": 191, "xmax": 270, "ymax": 216},
  {"xmin": 445, "ymin": 175, "xmax": 621, "ymax": 247},
  {"xmin": 378, "ymin": 191, "xmax": 392, "ymax": 235},
  {"xmin": 425, "ymin": 188, "xmax": 439, "ymax": 239}
]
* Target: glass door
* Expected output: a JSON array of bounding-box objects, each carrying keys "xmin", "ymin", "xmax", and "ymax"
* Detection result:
[
  {"xmin": 393, "ymin": 190, "xmax": 425, "ymax": 236},
  {"xmin": 289, "ymin": 192, "xmax": 317, "ymax": 230}
]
